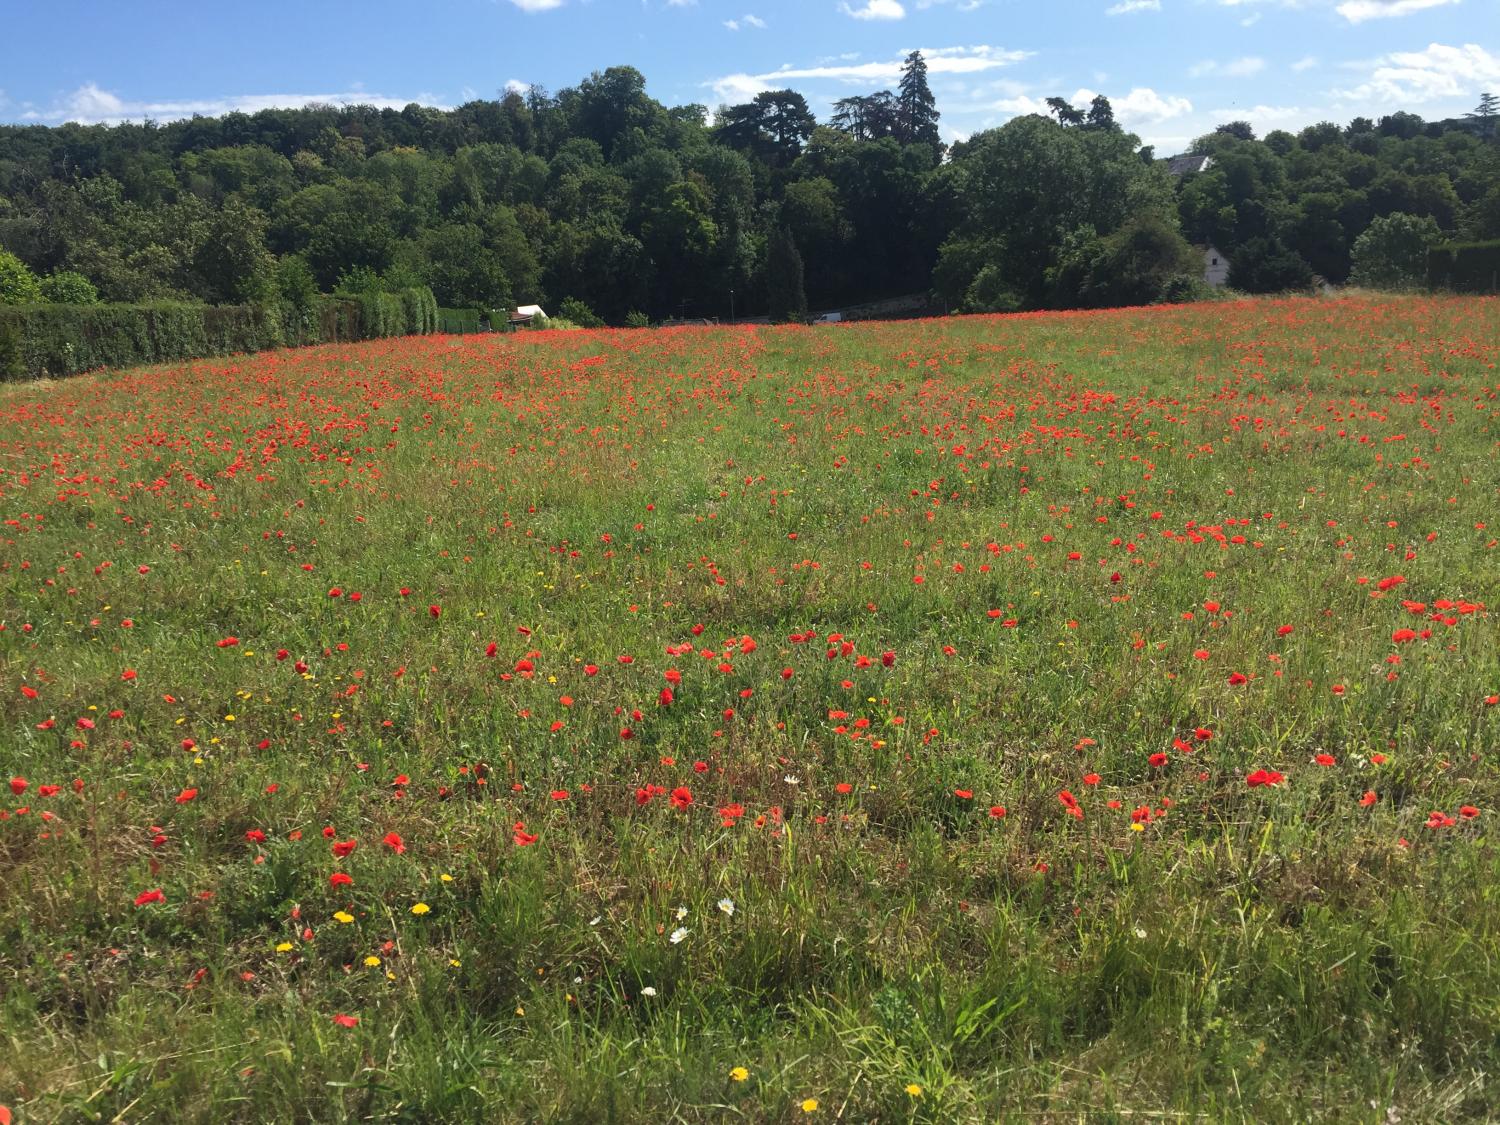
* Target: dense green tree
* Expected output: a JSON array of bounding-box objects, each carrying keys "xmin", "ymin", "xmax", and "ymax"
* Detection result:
[
  {"xmin": 831, "ymin": 93, "xmax": 898, "ymax": 141},
  {"xmin": 1349, "ymin": 212, "xmax": 1443, "ymax": 289},
  {"xmin": 938, "ymin": 114, "xmax": 1175, "ymax": 308},
  {"xmin": 714, "ymin": 91, "xmax": 816, "ymax": 168},
  {"xmin": 780, "ymin": 177, "xmax": 853, "ymax": 305},
  {"xmin": 765, "ymin": 227, "xmax": 806, "ymax": 322},
  {"xmin": 1064, "ymin": 213, "xmax": 1199, "ymax": 307},
  {"xmin": 1228, "ymin": 238, "xmax": 1314, "ymax": 292},
  {"xmin": 193, "ymin": 198, "xmax": 276, "ymax": 303}
]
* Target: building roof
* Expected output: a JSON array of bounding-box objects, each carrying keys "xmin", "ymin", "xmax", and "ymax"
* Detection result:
[{"xmin": 1166, "ymin": 153, "xmax": 1213, "ymax": 177}]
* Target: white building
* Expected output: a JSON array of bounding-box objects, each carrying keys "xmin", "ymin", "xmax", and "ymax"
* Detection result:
[{"xmin": 1201, "ymin": 245, "xmax": 1230, "ymax": 288}]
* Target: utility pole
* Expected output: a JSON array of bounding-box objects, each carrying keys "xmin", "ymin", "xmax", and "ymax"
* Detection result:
[{"xmin": 729, "ymin": 288, "xmax": 735, "ymax": 323}]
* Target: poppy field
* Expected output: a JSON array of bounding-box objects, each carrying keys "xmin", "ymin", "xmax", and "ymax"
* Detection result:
[{"xmin": 3, "ymin": 296, "xmax": 1500, "ymax": 1123}]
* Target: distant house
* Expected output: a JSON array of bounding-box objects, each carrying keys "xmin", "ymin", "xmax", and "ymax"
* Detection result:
[
  {"xmin": 508, "ymin": 304, "xmax": 548, "ymax": 328},
  {"xmin": 1166, "ymin": 153, "xmax": 1213, "ymax": 177},
  {"xmin": 1200, "ymin": 244, "xmax": 1230, "ymax": 287}
]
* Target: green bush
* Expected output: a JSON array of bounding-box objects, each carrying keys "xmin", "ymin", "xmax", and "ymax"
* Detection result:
[
  {"xmin": 1426, "ymin": 240, "xmax": 1500, "ymax": 293},
  {"xmin": 39, "ymin": 271, "xmax": 100, "ymax": 305},
  {"xmin": 0, "ymin": 250, "xmax": 42, "ymax": 305},
  {"xmin": 624, "ymin": 310, "xmax": 652, "ymax": 329},
  {"xmin": 558, "ymin": 297, "xmax": 604, "ymax": 328}
]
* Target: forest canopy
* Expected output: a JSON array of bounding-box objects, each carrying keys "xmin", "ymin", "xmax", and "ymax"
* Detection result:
[{"xmin": 1, "ymin": 59, "xmax": 1496, "ymax": 323}]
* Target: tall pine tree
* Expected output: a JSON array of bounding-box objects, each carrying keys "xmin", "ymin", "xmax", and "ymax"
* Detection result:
[{"xmin": 896, "ymin": 51, "xmax": 941, "ymax": 148}]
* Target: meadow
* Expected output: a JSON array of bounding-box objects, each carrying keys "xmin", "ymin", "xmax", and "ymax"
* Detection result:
[{"xmin": 2, "ymin": 296, "xmax": 1498, "ymax": 1123}]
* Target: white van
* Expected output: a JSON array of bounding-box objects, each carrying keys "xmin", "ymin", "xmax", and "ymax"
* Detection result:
[{"xmin": 813, "ymin": 312, "xmax": 843, "ymax": 324}]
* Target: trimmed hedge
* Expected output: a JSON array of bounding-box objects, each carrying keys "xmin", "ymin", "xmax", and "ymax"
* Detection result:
[
  {"xmin": 437, "ymin": 307, "xmax": 484, "ymax": 334},
  {"xmin": 0, "ymin": 287, "xmax": 438, "ymax": 380},
  {"xmin": 1427, "ymin": 241, "xmax": 1500, "ymax": 293}
]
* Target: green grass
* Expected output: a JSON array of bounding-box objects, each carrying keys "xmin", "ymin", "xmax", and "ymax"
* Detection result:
[{"xmin": 2, "ymin": 296, "xmax": 1499, "ymax": 1122}]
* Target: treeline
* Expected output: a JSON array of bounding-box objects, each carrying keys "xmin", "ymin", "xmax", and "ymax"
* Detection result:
[{"xmin": 1, "ymin": 58, "xmax": 1498, "ymax": 325}]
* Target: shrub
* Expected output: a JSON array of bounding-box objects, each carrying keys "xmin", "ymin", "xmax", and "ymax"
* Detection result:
[
  {"xmin": 558, "ymin": 298, "xmax": 604, "ymax": 328},
  {"xmin": 624, "ymin": 310, "xmax": 652, "ymax": 329},
  {"xmin": 39, "ymin": 272, "xmax": 100, "ymax": 305},
  {"xmin": 0, "ymin": 250, "xmax": 42, "ymax": 305}
]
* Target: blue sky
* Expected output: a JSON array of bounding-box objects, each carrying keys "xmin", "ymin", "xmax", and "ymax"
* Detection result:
[{"xmin": 0, "ymin": 0, "xmax": 1495, "ymax": 153}]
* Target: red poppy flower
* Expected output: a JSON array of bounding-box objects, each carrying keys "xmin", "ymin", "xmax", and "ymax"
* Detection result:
[
  {"xmin": 329, "ymin": 872, "xmax": 353, "ymax": 887},
  {"xmin": 382, "ymin": 831, "xmax": 406, "ymax": 854},
  {"xmin": 513, "ymin": 822, "xmax": 538, "ymax": 846},
  {"xmin": 670, "ymin": 786, "xmax": 693, "ymax": 809},
  {"xmin": 134, "ymin": 888, "xmax": 165, "ymax": 907},
  {"xmin": 332, "ymin": 1013, "xmax": 359, "ymax": 1028}
]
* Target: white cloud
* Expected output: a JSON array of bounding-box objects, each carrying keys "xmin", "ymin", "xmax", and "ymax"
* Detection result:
[
  {"xmin": 711, "ymin": 44, "xmax": 1030, "ymax": 101},
  {"xmin": 26, "ymin": 82, "xmax": 451, "ymax": 126},
  {"xmin": 725, "ymin": 12, "xmax": 766, "ymax": 28},
  {"xmin": 841, "ymin": 0, "xmax": 906, "ymax": 19},
  {"xmin": 989, "ymin": 94, "xmax": 1054, "ymax": 115},
  {"xmin": 1082, "ymin": 86, "xmax": 1195, "ymax": 124},
  {"xmin": 1336, "ymin": 0, "xmax": 1459, "ymax": 21},
  {"xmin": 508, "ymin": 0, "xmax": 565, "ymax": 9},
  {"xmin": 1337, "ymin": 41, "xmax": 1500, "ymax": 103},
  {"xmin": 983, "ymin": 86, "xmax": 1191, "ymax": 128},
  {"xmin": 1291, "ymin": 55, "xmax": 1319, "ymax": 71},
  {"xmin": 504, "ymin": 79, "xmax": 529, "ymax": 95},
  {"xmin": 1106, "ymin": 0, "xmax": 1160, "ymax": 12},
  {"xmin": 1189, "ymin": 56, "xmax": 1267, "ymax": 78}
]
